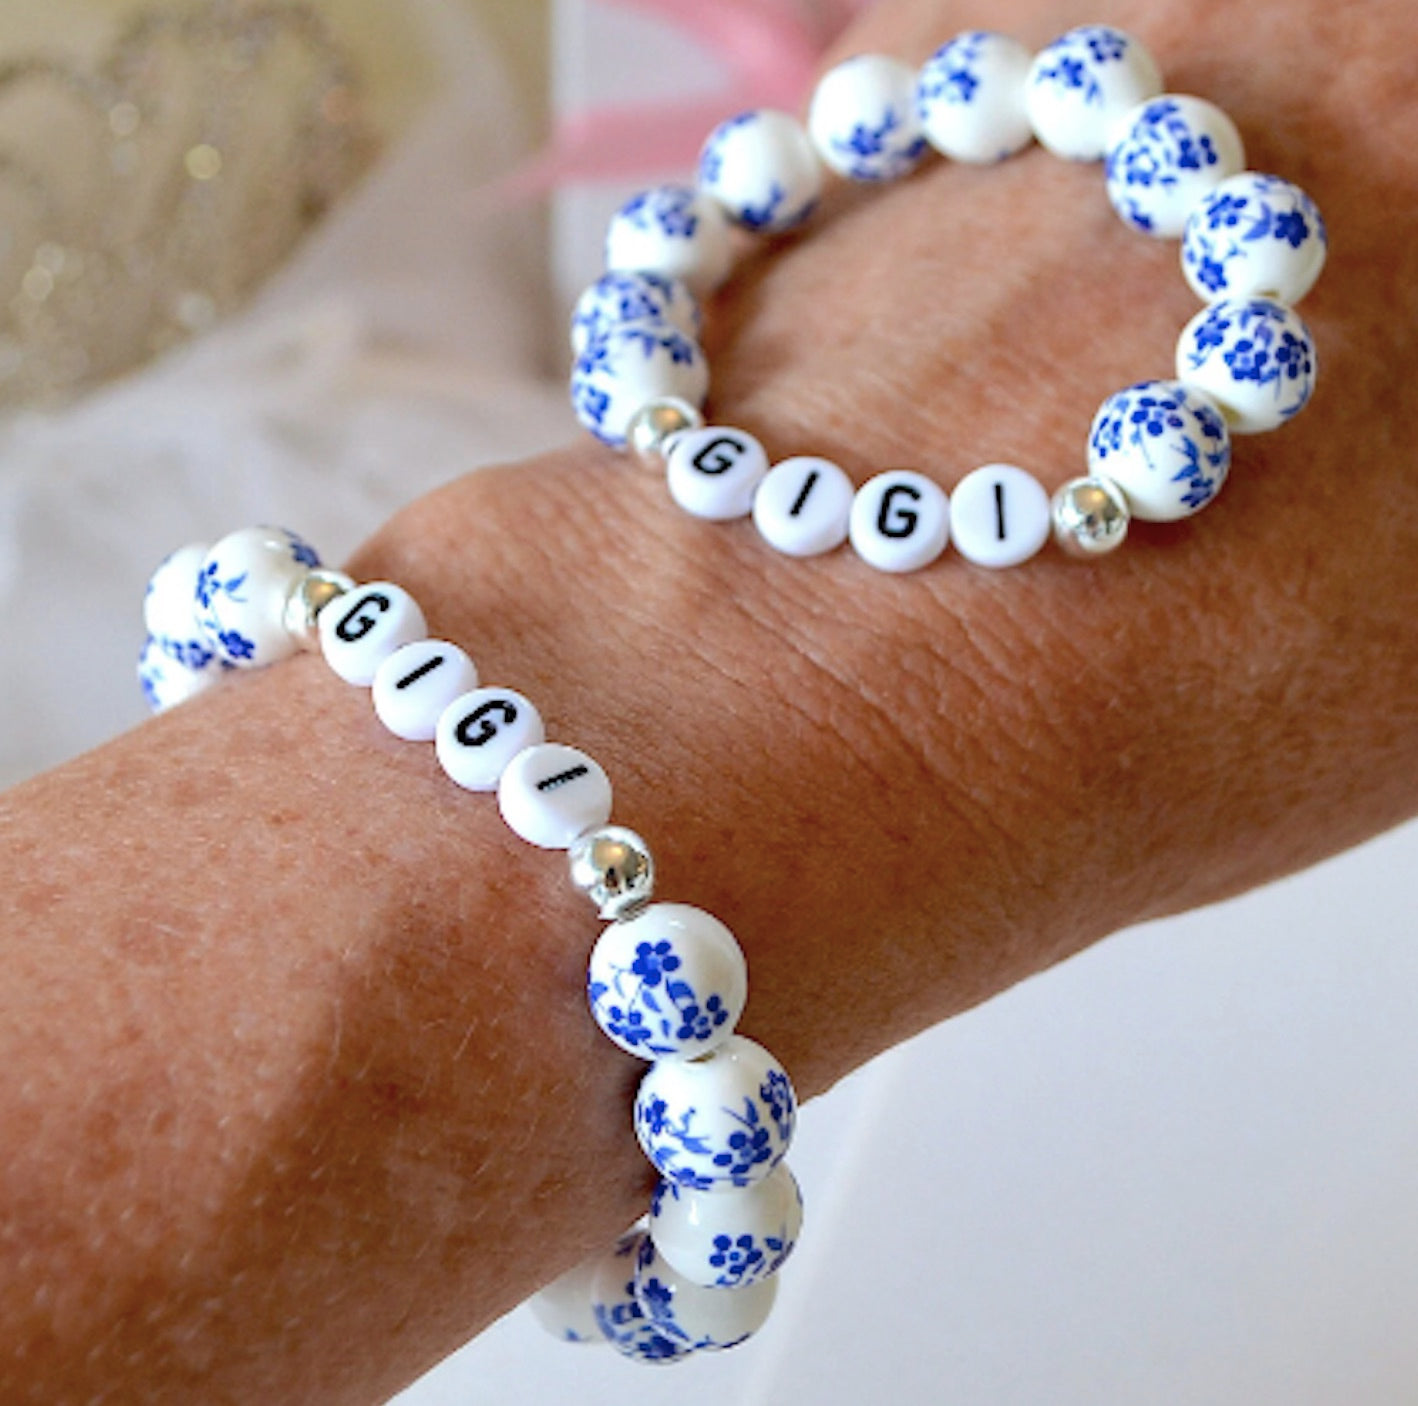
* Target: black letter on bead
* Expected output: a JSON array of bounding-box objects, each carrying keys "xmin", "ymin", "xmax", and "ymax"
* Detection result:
[
  {"xmin": 789, "ymin": 469, "xmax": 820, "ymax": 518},
  {"xmin": 994, "ymin": 482, "xmax": 1007, "ymax": 542},
  {"xmin": 537, "ymin": 764, "xmax": 590, "ymax": 793},
  {"xmin": 335, "ymin": 591, "xmax": 391, "ymax": 642},
  {"xmin": 878, "ymin": 485, "xmax": 921, "ymax": 539},
  {"xmin": 454, "ymin": 698, "xmax": 518, "ymax": 747},
  {"xmin": 395, "ymin": 654, "xmax": 444, "ymax": 690},
  {"xmin": 692, "ymin": 436, "xmax": 746, "ymax": 476}
]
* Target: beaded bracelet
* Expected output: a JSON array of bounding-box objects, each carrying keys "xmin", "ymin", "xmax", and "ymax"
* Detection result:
[{"xmin": 137, "ymin": 22, "xmax": 1327, "ymax": 1371}]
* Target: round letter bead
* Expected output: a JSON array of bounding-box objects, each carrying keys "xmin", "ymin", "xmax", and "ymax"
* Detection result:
[
  {"xmin": 144, "ymin": 541, "xmax": 216, "ymax": 671},
  {"xmin": 634, "ymin": 1236, "xmax": 778, "ymax": 1352},
  {"xmin": 752, "ymin": 456, "xmax": 854, "ymax": 557},
  {"xmin": 195, "ymin": 526, "xmax": 322, "ymax": 669},
  {"xmin": 1176, "ymin": 297, "xmax": 1317, "ymax": 434},
  {"xmin": 588, "ymin": 902, "xmax": 748, "ymax": 1061},
  {"xmin": 604, "ymin": 185, "xmax": 733, "ymax": 297},
  {"xmin": 807, "ymin": 54, "xmax": 927, "ymax": 182},
  {"xmin": 590, "ymin": 1233, "xmax": 695, "ymax": 1364},
  {"xmin": 635, "ymin": 1035, "xmax": 797, "ymax": 1191},
  {"xmin": 530, "ymin": 1257, "xmax": 606, "ymax": 1345},
  {"xmin": 570, "ymin": 271, "xmax": 700, "ymax": 356},
  {"xmin": 1182, "ymin": 173, "xmax": 1328, "ymax": 305},
  {"xmin": 571, "ymin": 320, "xmax": 708, "ymax": 448},
  {"xmin": 1105, "ymin": 95, "xmax": 1245, "ymax": 238},
  {"xmin": 138, "ymin": 636, "xmax": 223, "ymax": 713},
  {"xmin": 435, "ymin": 687, "xmax": 545, "ymax": 793},
  {"xmin": 1025, "ymin": 25, "xmax": 1163, "ymax": 162},
  {"xmin": 371, "ymin": 640, "xmax": 478, "ymax": 743},
  {"xmin": 699, "ymin": 110, "xmax": 822, "ymax": 234},
  {"xmin": 666, "ymin": 426, "xmax": 769, "ymax": 521},
  {"xmin": 650, "ymin": 1162, "xmax": 803, "ymax": 1289},
  {"xmin": 1087, "ymin": 380, "xmax": 1232, "ymax": 521},
  {"xmin": 949, "ymin": 463, "xmax": 1051, "ymax": 568},
  {"xmin": 849, "ymin": 470, "xmax": 950, "ymax": 573},
  {"xmin": 318, "ymin": 582, "xmax": 428, "ymax": 687},
  {"xmin": 917, "ymin": 31, "xmax": 1034, "ymax": 164},
  {"xmin": 498, "ymin": 743, "xmax": 612, "ymax": 850}
]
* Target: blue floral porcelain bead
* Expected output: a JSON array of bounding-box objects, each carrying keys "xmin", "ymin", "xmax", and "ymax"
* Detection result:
[
  {"xmin": 699, "ymin": 110, "xmax": 823, "ymax": 234},
  {"xmin": 1181, "ymin": 173, "xmax": 1327, "ymax": 305},
  {"xmin": 917, "ymin": 31, "xmax": 1034, "ymax": 164},
  {"xmin": 635, "ymin": 1035, "xmax": 797, "ymax": 1191},
  {"xmin": 529, "ymin": 1256, "xmax": 607, "ymax": 1346},
  {"xmin": 1025, "ymin": 25, "xmax": 1163, "ymax": 162},
  {"xmin": 570, "ymin": 271, "xmax": 700, "ymax": 357},
  {"xmin": 1087, "ymin": 380, "xmax": 1232, "ymax": 521},
  {"xmin": 633, "ymin": 1235, "xmax": 778, "ymax": 1352},
  {"xmin": 590, "ymin": 1233, "xmax": 696, "ymax": 1365},
  {"xmin": 571, "ymin": 319, "xmax": 708, "ymax": 448},
  {"xmin": 1105, "ymin": 95, "xmax": 1245, "ymax": 238},
  {"xmin": 604, "ymin": 185, "xmax": 733, "ymax": 297},
  {"xmin": 137, "ymin": 635, "xmax": 224, "ymax": 713},
  {"xmin": 588, "ymin": 902, "xmax": 748, "ymax": 1061},
  {"xmin": 807, "ymin": 54, "xmax": 928, "ymax": 182},
  {"xmin": 1176, "ymin": 297, "xmax": 1317, "ymax": 434},
  {"xmin": 195, "ymin": 526, "xmax": 322, "ymax": 668},
  {"xmin": 649, "ymin": 1162, "xmax": 803, "ymax": 1289},
  {"xmin": 143, "ymin": 541, "xmax": 217, "ymax": 673}
]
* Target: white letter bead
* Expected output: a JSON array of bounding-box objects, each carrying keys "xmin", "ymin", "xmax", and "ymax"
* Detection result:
[
  {"xmin": 571, "ymin": 319, "xmax": 708, "ymax": 448},
  {"xmin": 1182, "ymin": 173, "xmax": 1327, "ymax": 305},
  {"xmin": 317, "ymin": 582, "xmax": 428, "ymax": 686},
  {"xmin": 371, "ymin": 640, "xmax": 478, "ymax": 743},
  {"xmin": 604, "ymin": 185, "xmax": 733, "ymax": 298},
  {"xmin": 650, "ymin": 1162, "xmax": 803, "ymax": 1289},
  {"xmin": 1025, "ymin": 26, "xmax": 1163, "ymax": 162},
  {"xmin": 699, "ymin": 110, "xmax": 822, "ymax": 234},
  {"xmin": 1106, "ymin": 96, "xmax": 1245, "ymax": 238},
  {"xmin": 570, "ymin": 271, "xmax": 701, "ymax": 356},
  {"xmin": 949, "ymin": 464, "xmax": 1051, "ymax": 568},
  {"xmin": 196, "ymin": 526, "xmax": 322, "ymax": 668},
  {"xmin": 752, "ymin": 456, "xmax": 854, "ymax": 556},
  {"xmin": 138, "ymin": 636, "xmax": 223, "ymax": 714},
  {"xmin": 144, "ymin": 542, "xmax": 216, "ymax": 671},
  {"xmin": 591, "ymin": 1233, "xmax": 695, "ymax": 1363},
  {"xmin": 849, "ymin": 470, "xmax": 950, "ymax": 573},
  {"xmin": 1088, "ymin": 380, "xmax": 1232, "ymax": 520},
  {"xmin": 530, "ymin": 1257, "xmax": 606, "ymax": 1345},
  {"xmin": 634, "ymin": 1236, "xmax": 777, "ymax": 1352},
  {"xmin": 917, "ymin": 31, "xmax": 1034, "ymax": 164},
  {"xmin": 666, "ymin": 426, "xmax": 769, "ymax": 521},
  {"xmin": 435, "ymin": 687, "xmax": 545, "ymax": 793},
  {"xmin": 635, "ymin": 1035, "xmax": 797, "ymax": 1190},
  {"xmin": 498, "ymin": 743, "xmax": 612, "ymax": 850},
  {"xmin": 808, "ymin": 55, "xmax": 927, "ymax": 182},
  {"xmin": 1176, "ymin": 298, "xmax": 1317, "ymax": 434},
  {"xmin": 588, "ymin": 903, "xmax": 748, "ymax": 1061}
]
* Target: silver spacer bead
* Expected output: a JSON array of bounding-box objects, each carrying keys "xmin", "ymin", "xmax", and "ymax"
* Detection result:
[
  {"xmin": 568, "ymin": 825, "xmax": 656, "ymax": 920},
  {"xmin": 1051, "ymin": 476, "xmax": 1131, "ymax": 558},
  {"xmin": 283, "ymin": 568, "xmax": 356, "ymax": 650},
  {"xmin": 624, "ymin": 397, "xmax": 705, "ymax": 472}
]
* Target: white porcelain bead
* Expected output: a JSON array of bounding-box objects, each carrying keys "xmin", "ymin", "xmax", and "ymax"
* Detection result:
[
  {"xmin": 1182, "ymin": 173, "xmax": 1327, "ymax": 304},
  {"xmin": 752, "ymin": 456, "xmax": 854, "ymax": 556},
  {"xmin": 571, "ymin": 320, "xmax": 708, "ymax": 449},
  {"xmin": 570, "ymin": 271, "xmax": 701, "ymax": 357},
  {"xmin": 1176, "ymin": 297, "xmax": 1317, "ymax": 434},
  {"xmin": 1087, "ymin": 380, "xmax": 1232, "ymax": 521},
  {"xmin": 195, "ymin": 526, "xmax": 322, "ymax": 669},
  {"xmin": 605, "ymin": 185, "xmax": 733, "ymax": 298},
  {"xmin": 650, "ymin": 1162, "xmax": 803, "ymax": 1289},
  {"xmin": 807, "ymin": 54, "xmax": 927, "ymax": 182},
  {"xmin": 635, "ymin": 1035, "xmax": 797, "ymax": 1191},
  {"xmin": 849, "ymin": 470, "xmax": 950, "ymax": 573},
  {"xmin": 530, "ymin": 1257, "xmax": 606, "ymax": 1345},
  {"xmin": 949, "ymin": 464, "xmax": 1051, "ymax": 567},
  {"xmin": 138, "ymin": 636, "xmax": 223, "ymax": 713},
  {"xmin": 498, "ymin": 742, "xmax": 612, "ymax": 850},
  {"xmin": 1025, "ymin": 25, "xmax": 1163, "ymax": 162},
  {"xmin": 917, "ymin": 31, "xmax": 1034, "ymax": 164},
  {"xmin": 317, "ymin": 582, "xmax": 428, "ymax": 687},
  {"xmin": 699, "ymin": 110, "xmax": 822, "ymax": 234},
  {"xmin": 590, "ymin": 1233, "xmax": 695, "ymax": 1364},
  {"xmin": 371, "ymin": 640, "xmax": 478, "ymax": 743},
  {"xmin": 1105, "ymin": 96, "xmax": 1245, "ymax": 238},
  {"xmin": 588, "ymin": 903, "xmax": 747, "ymax": 1061},
  {"xmin": 435, "ymin": 687, "xmax": 545, "ymax": 793},
  {"xmin": 634, "ymin": 1236, "xmax": 778, "ymax": 1352},
  {"xmin": 665, "ymin": 426, "xmax": 769, "ymax": 521},
  {"xmin": 144, "ymin": 542, "xmax": 216, "ymax": 671}
]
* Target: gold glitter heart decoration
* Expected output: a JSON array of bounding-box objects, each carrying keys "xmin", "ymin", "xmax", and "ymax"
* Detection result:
[{"xmin": 0, "ymin": 0, "xmax": 373, "ymax": 406}]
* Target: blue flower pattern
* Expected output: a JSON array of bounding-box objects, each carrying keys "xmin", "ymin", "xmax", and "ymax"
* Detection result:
[
  {"xmin": 588, "ymin": 931, "xmax": 733, "ymax": 1057},
  {"xmin": 590, "ymin": 1236, "xmax": 691, "ymax": 1362},
  {"xmin": 572, "ymin": 272, "xmax": 695, "ymax": 351},
  {"xmin": 697, "ymin": 112, "xmax": 756, "ymax": 189},
  {"xmin": 701, "ymin": 112, "xmax": 817, "ymax": 230},
  {"xmin": 612, "ymin": 186, "xmax": 700, "ymax": 245},
  {"xmin": 1182, "ymin": 176, "xmax": 1327, "ymax": 299},
  {"xmin": 1105, "ymin": 99, "xmax": 1223, "ymax": 232},
  {"xmin": 632, "ymin": 1239, "xmax": 750, "ymax": 1351},
  {"xmin": 918, "ymin": 32, "xmax": 990, "ymax": 108},
  {"xmin": 1183, "ymin": 300, "xmax": 1315, "ymax": 421},
  {"xmin": 570, "ymin": 319, "xmax": 702, "ymax": 447},
  {"xmin": 1032, "ymin": 25, "xmax": 1133, "ymax": 106}
]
